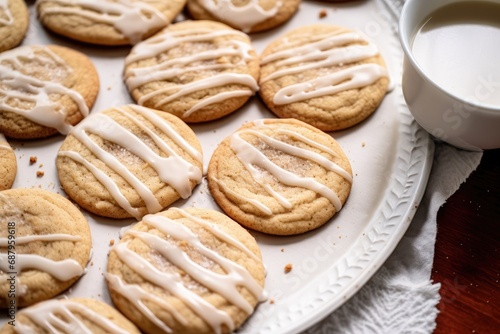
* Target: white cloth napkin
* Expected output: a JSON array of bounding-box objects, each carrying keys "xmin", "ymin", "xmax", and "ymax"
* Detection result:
[
  {"xmin": 304, "ymin": 143, "xmax": 482, "ymax": 333},
  {"xmin": 303, "ymin": 0, "xmax": 484, "ymax": 331}
]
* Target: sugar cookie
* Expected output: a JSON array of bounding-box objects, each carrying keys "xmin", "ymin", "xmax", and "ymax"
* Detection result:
[
  {"xmin": 0, "ymin": 189, "xmax": 92, "ymax": 308},
  {"xmin": 0, "ymin": 0, "xmax": 29, "ymax": 52},
  {"xmin": 57, "ymin": 104, "xmax": 203, "ymax": 220},
  {"xmin": 0, "ymin": 298, "xmax": 141, "ymax": 333},
  {"xmin": 259, "ymin": 24, "xmax": 390, "ymax": 131},
  {"xmin": 36, "ymin": 0, "xmax": 186, "ymax": 45},
  {"xmin": 124, "ymin": 20, "xmax": 259, "ymax": 123},
  {"xmin": 106, "ymin": 207, "xmax": 266, "ymax": 334},
  {"xmin": 187, "ymin": 0, "xmax": 300, "ymax": 33},
  {"xmin": 0, "ymin": 45, "xmax": 99, "ymax": 139},
  {"xmin": 207, "ymin": 118, "xmax": 353, "ymax": 235}
]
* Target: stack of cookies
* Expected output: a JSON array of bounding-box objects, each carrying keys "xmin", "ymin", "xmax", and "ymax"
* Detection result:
[{"xmin": 1, "ymin": 0, "xmax": 391, "ymax": 332}]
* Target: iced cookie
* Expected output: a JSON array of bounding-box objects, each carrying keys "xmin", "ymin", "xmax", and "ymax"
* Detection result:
[
  {"xmin": 36, "ymin": 0, "xmax": 186, "ymax": 45},
  {"xmin": 0, "ymin": 133, "xmax": 16, "ymax": 190},
  {"xmin": 124, "ymin": 20, "xmax": 260, "ymax": 123},
  {"xmin": 106, "ymin": 207, "xmax": 266, "ymax": 334},
  {"xmin": 0, "ymin": 0, "xmax": 29, "ymax": 52},
  {"xmin": 0, "ymin": 298, "xmax": 141, "ymax": 333},
  {"xmin": 57, "ymin": 104, "xmax": 203, "ymax": 220},
  {"xmin": 207, "ymin": 118, "xmax": 353, "ymax": 235},
  {"xmin": 0, "ymin": 188, "xmax": 92, "ymax": 308},
  {"xmin": 187, "ymin": 0, "xmax": 300, "ymax": 33},
  {"xmin": 259, "ymin": 24, "xmax": 390, "ymax": 131},
  {"xmin": 0, "ymin": 45, "xmax": 100, "ymax": 139}
]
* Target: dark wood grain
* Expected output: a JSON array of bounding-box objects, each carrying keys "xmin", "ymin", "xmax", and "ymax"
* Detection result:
[{"xmin": 432, "ymin": 149, "xmax": 500, "ymax": 334}]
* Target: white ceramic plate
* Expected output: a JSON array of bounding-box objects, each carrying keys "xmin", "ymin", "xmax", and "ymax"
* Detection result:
[{"xmin": 1, "ymin": 0, "xmax": 433, "ymax": 332}]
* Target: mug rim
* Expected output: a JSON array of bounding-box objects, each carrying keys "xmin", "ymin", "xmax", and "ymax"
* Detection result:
[{"xmin": 398, "ymin": 0, "xmax": 500, "ymax": 113}]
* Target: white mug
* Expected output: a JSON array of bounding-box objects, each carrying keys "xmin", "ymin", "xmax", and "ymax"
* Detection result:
[{"xmin": 399, "ymin": 0, "xmax": 500, "ymax": 151}]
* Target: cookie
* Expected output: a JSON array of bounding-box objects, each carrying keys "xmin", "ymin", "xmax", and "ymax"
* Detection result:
[
  {"xmin": 0, "ymin": 0, "xmax": 29, "ymax": 52},
  {"xmin": 0, "ymin": 188, "xmax": 92, "ymax": 308},
  {"xmin": 259, "ymin": 24, "xmax": 390, "ymax": 131},
  {"xmin": 57, "ymin": 104, "xmax": 204, "ymax": 220},
  {"xmin": 0, "ymin": 133, "xmax": 16, "ymax": 190},
  {"xmin": 124, "ymin": 20, "xmax": 260, "ymax": 123},
  {"xmin": 0, "ymin": 298, "xmax": 141, "ymax": 333},
  {"xmin": 106, "ymin": 207, "xmax": 266, "ymax": 334},
  {"xmin": 186, "ymin": 0, "xmax": 300, "ymax": 33},
  {"xmin": 0, "ymin": 44, "xmax": 100, "ymax": 139},
  {"xmin": 36, "ymin": 0, "xmax": 187, "ymax": 45},
  {"xmin": 207, "ymin": 118, "xmax": 353, "ymax": 235}
]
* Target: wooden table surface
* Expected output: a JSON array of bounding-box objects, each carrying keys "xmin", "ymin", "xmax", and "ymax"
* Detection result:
[{"xmin": 431, "ymin": 148, "xmax": 500, "ymax": 333}]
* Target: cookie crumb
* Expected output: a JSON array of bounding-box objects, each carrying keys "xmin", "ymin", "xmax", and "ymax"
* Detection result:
[
  {"xmin": 361, "ymin": 142, "xmax": 366, "ymax": 147},
  {"xmin": 281, "ymin": 248, "xmax": 284, "ymax": 252},
  {"xmin": 36, "ymin": 170, "xmax": 45, "ymax": 177},
  {"xmin": 319, "ymin": 9, "xmax": 328, "ymax": 19},
  {"xmin": 284, "ymin": 263, "xmax": 293, "ymax": 273},
  {"xmin": 29, "ymin": 156, "xmax": 37, "ymax": 164},
  {"xmin": 269, "ymin": 298, "xmax": 275, "ymax": 304},
  {"xmin": 109, "ymin": 239, "xmax": 115, "ymax": 246}
]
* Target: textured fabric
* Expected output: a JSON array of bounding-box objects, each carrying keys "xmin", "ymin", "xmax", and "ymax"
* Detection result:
[
  {"xmin": 304, "ymin": 0, "xmax": 484, "ymax": 331},
  {"xmin": 305, "ymin": 144, "xmax": 482, "ymax": 333}
]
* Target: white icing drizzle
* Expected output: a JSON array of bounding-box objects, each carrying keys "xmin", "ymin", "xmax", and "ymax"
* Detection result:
[
  {"xmin": 137, "ymin": 73, "xmax": 258, "ymax": 116},
  {"xmin": 260, "ymin": 31, "xmax": 369, "ymax": 67},
  {"xmin": 112, "ymin": 241, "xmax": 235, "ymax": 334},
  {"xmin": 142, "ymin": 213, "xmax": 265, "ymax": 306},
  {"xmin": 222, "ymin": 121, "xmax": 352, "ymax": 214},
  {"xmin": 36, "ymin": 0, "xmax": 168, "ymax": 44},
  {"xmin": 107, "ymin": 273, "xmax": 188, "ymax": 333},
  {"xmin": 14, "ymin": 299, "xmax": 130, "ymax": 334},
  {"xmin": 118, "ymin": 105, "xmax": 202, "ymax": 163},
  {"xmin": 274, "ymin": 63, "xmax": 389, "ymax": 105},
  {"xmin": 125, "ymin": 28, "xmax": 248, "ymax": 63},
  {"xmin": 0, "ymin": 0, "xmax": 13, "ymax": 26},
  {"xmin": 110, "ymin": 209, "xmax": 265, "ymax": 334},
  {"xmin": 198, "ymin": 0, "xmax": 282, "ymax": 32},
  {"xmin": 211, "ymin": 176, "xmax": 273, "ymax": 215},
  {"xmin": 0, "ymin": 232, "xmax": 84, "ymax": 280},
  {"xmin": 58, "ymin": 150, "xmax": 145, "ymax": 220},
  {"xmin": 0, "ymin": 46, "xmax": 89, "ymax": 134},
  {"xmin": 170, "ymin": 207, "xmax": 261, "ymax": 263},
  {"xmin": 124, "ymin": 28, "xmax": 259, "ymax": 118},
  {"xmin": 245, "ymin": 128, "xmax": 352, "ymax": 181},
  {"xmin": 269, "ymin": 127, "xmax": 340, "ymax": 159},
  {"xmin": 261, "ymin": 43, "xmax": 380, "ymax": 83},
  {"xmin": 0, "ymin": 233, "xmax": 80, "ymax": 247},
  {"xmin": 260, "ymin": 30, "xmax": 389, "ymax": 105},
  {"xmin": 58, "ymin": 105, "xmax": 202, "ymax": 220},
  {"xmin": 0, "ymin": 253, "xmax": 83, "ymax": 281}
]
